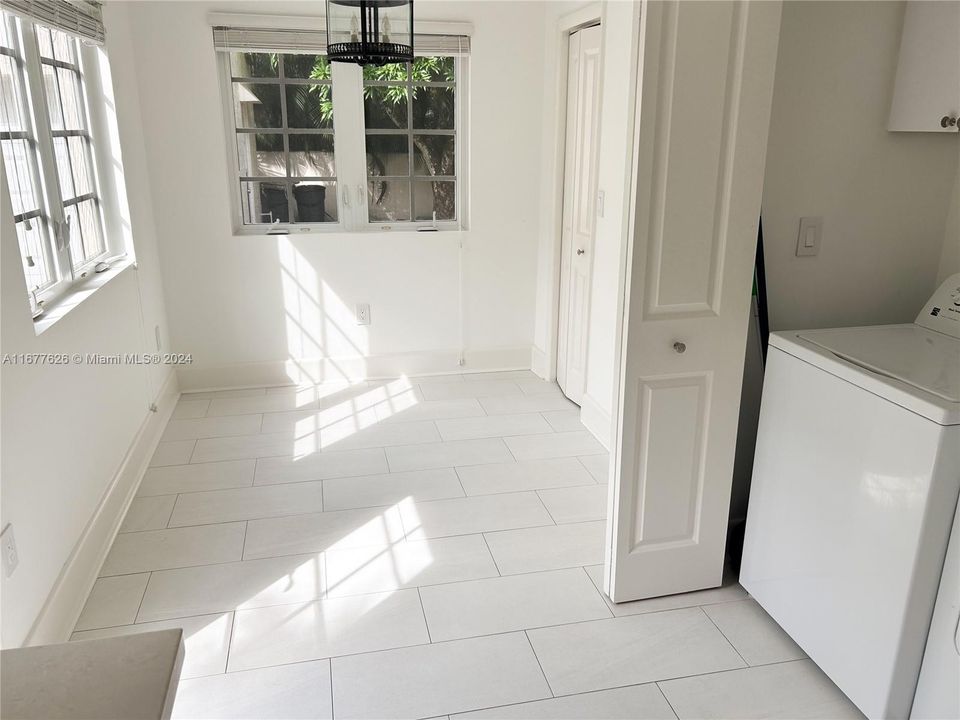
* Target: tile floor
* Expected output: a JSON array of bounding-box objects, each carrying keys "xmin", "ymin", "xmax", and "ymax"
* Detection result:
[{"xmin": 72, "ymin": 372, "xmax": 863, "ymax": 719}]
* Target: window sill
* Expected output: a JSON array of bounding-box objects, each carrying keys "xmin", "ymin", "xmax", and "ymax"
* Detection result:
[
  {"xmin": 33, "ymin": 257, "xmax": 136, "ymax": 335},
  {"xmin": 232, "ymin": 223, "xmax": 465, "ymax": 238}
]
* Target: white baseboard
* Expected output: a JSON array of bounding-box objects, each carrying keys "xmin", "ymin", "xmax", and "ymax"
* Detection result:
[
  {"xmin": 23, "ymin": 369, "xmax": 179, "ymax": 646},
  {"xmin": 176, "ymin": 347, "xmax": 533, "ymax": 392},
  {"xmin": 580, "ymin": 392, "xmax": 612, "ymax": 451}
]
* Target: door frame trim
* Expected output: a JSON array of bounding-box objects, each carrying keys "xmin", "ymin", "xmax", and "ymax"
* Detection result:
[{"xmin": 531, "ymin": 2, "xmax": 602, "ymax": 382}]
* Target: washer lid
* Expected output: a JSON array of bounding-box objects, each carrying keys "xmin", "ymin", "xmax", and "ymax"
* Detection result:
[{"xmin": 770, "ymin": 325, "xmax": 960, "ymax": 425}]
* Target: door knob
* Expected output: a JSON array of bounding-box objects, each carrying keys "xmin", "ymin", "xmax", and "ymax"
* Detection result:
[
  {"xmin": 673, "ymin": 341, "xmax": 686, "ymax": 354},
  {"xmin": 941, "ymin": 115, "xmax": 958, "ymax": 129},
  {"xmin": 576, "ymin": 248, "xmax": 585, "ymax": 256}
]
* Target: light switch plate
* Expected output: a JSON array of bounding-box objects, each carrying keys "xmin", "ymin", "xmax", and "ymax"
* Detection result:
[
  {"xmin": 796, "ymin": 217, "xmax": 822, "ymax": 257},
  {"xmin": 2, "ymin": 524, "xmax": 19, "ymax": 578}
]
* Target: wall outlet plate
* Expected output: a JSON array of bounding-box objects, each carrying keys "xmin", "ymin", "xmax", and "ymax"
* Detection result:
[
  {"xmin": 796, "ymin": 216, "xmax": 823, "ymax": 257},
  {"xmin": 2, "ymin": 524, "xmax": 19, "ymax": 578},
  {"xmin": 356, "ymin": 303, "xmax": 371, "ymax": 326}
]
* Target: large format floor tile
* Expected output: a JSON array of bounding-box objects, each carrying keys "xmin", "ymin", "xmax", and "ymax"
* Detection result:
[
  {"xmin": 537, "ymin": 485, "xmax": 608, "ymax": 524},
  {"xmin": 323, "ymin": 468, "xmax": 464, "ymax": 512},
  {"xmin": 658, "ymin": 659, "xmax": 863, "ymax": 719},
  {"xmin": 325, "ymin": 534, "xmax": 499, "ymax": 598},
  {"xmin": 479, "ymin": 394, "xmax": 578, "ymax": 415},
  {"xmin": 505, "ymin": 431, "xmax": 605, "ymax": 461},
  {"xmin": 119, "ymin": 496, "xmax": 176, "ymax": 532},
  {"xmin": 400, "ymin": 492, "xmax": 554, "ymax": 540},
  {"xmin": 100, "ymin": 522, "xmax": 246, "ymax": 576},
  {"xmin": 71, "ymin": 612, "xmax": 234, "ymax": 679},
  {"xmin": 319, "ymin": 420, "xmax": 441, "ymax": 452},
  {"xmin": 579, "ymin": 454, "xmax": 610, "ymax": 483},
  {"xmin": 527, "ymin": 607, "xmax": 745, "ymax": 695},
  {"xmin": 702, "ymin": 599, "xmax": 806, "ymax": 666},
  {"xmin": 584, "ymin": 564, "xmax": 749, "ymax": 616},
  {"xmin": 435, "ymin": 413, "xmax": 553, "ymax": 441},
  {"xmin": 484, "ymin": 521, "xmax": 605, "ymax": 575},
  {"xmin": 168, "ymin": 482, "xmax": 324, "ymax": 527},
  {"xmin": 452, "ymin": 683, "xmax": 676, "ymax": 720},
  {"xmin": 377, "ymin": 398, "xmax": 485, "ymax": 424},
  {"xmin": 456, "ymin": 458, "xmax": 595, "ymax": 496},
  {"xmin": 172, "ymin": 660, "xmax": 333, "ymax": 720},
  {"xmin": 243, "ymin": 506, "xmax": 405, "ymax": 559},
  {"xmin": 206, "ymin": 393, "xmax": 318, "ymax": 417},
  {"xmin": 419, "ymin": 381, "xmax": 523, "ymax": 401},
  {"xmin": 74, "ymin": 574, "xmax": 150, "ymax": 631},
  {"xmin": 138, "ymin": 554, "xmax": 325, "ymax": 622},
  {"xmin": 420, "ymin": 568, "xmax": 611, "ymax": 642},
  {"xmin": 228, "ymin": 589, "xmax": 429, "ymax": 672},
  {"xmin": 331, "ymin": 632, "xmax": 552, "ymax": 719},
  {"xmin": 386, "ymin": 439, "xmax": 514, "ymax": 472},
  {"xmin": 254, "ymin": 449, "xmax": 388, "ymax": 486},
  {"xmin": 161, "ymin": 414, "xmax": 262, "ymax": 442},
  {"xmin": 150, "ymin": 440, "xmax": 196, "ymax": 467},
  {"xmin": 540, "ymin": 410, "xmax": 585, "ymax": 433},
  {"xmin": 171, "ymin": 398, "xmax": 210, "ymax": 419},
  {"xmin": 137, "ymin": 460, "xmax": 255, "ymax": 497},
  {"xmin": 191, "ymin": 433, "xmax": 295, "ymax": 463}
]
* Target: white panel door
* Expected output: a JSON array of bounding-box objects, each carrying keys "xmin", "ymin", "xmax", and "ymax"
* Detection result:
[
  {"xmin": 604, "ymin": 0, "xmax": 782, "ymax": 602},
  {"xmin": 557, "ymin": 24, "xmax": 602, "ymax": 405}
]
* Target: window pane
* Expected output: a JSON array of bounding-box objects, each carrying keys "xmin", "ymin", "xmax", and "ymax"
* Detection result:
[
  {"xmin": 36, "ymin": 27, "xmax": 53, "ymax": 59},
  {"xmin": 53, "ymin": 136, "xmax": 74, "ymax": 198},
  {"xmin": 235, "ymin": 132, "xmax": 283, "ymax": 177},
  {"xmin": 363, "ymin": 86, "xmax": 408, "ymax": 129},
  {"xmin": 0, "ymin": 17, "xmax": 11, "ymax": 50},
  {"xmin": 366, "ymin": 134, "xmax": 409, "ymax": 177},
  {"xmin": 56, "ymin": 67, "xmax": 83, "ymax": 128},
  {"xmin": 367, "ymin": 179, "xmax": 410, "ymax": 222},
  {"xmin": 412, "ymin": 86, "xmax": 454, "ymax": 129},
  {"xmin": 289, "ymin": 134, "xmax": 335, "ymax": 177},
  {"xmin": 1, "ymin": 139, "xmax": 39, "ymax": 215},
  {"xmin": 240, "ymin": 180, "xmax": 288, "ymax": 224},
  {"xmin": 230, "ymin": 52, "xmax": 278, "ymax": 78},
  {"xmin": 284, "ymin": 54, "xmax": 330, "ymax": 80},
  {"xmin": 50, "ymin": 27, "xmax": 75, "ymax": 64},
  {"xmin": 64, "ymin": 202, "xmax": 81, "ymax": 264},
  {"xmin": 232, "ymin": 83, "xmax": 282, "ymax": 128},
  {"xmin": 16, "ymin": 219, "xmax": 51, "ymax": 290},
  {"xmin": 68, "ymin": 136, "xmax": 93, "ymax": 195},
  {"xmin": 76, "ymin": 198, "xmax": 104, "ymax": 262},
  {"xmin": 413, "ymin": 135, "xmax": 455, "ymax": 176},
  {"xmin": 292, "ymin": 181, "xmax": 337, "ymax": 222},
  {"xmin": 285, "ymin": 84, "xmax": 333, "ymax": 129},
  {"xmin": 0, "ymin": 55, "xmax": 25, "ymax": 132},
  {"xmin": 413, "ymin": 180, "xmax": 455, "ymax": 221},
  {"xmin": 41, "ymin": 64, "xmax": 62, "ymax": 129},
  {"xmin": 363, "ymin": 63, "xmax": 409, "ymax": 83},
  {"xmin": 411, "ymin": 56, "xmax": 454, "ymax": 83}
]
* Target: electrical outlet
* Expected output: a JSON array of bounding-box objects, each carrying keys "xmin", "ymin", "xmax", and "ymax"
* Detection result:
[
  {"xmin": 356, "ymin": 303, "xmax": 371, "ymax": 326},
  {"xmin": 2, "ymin": 524, "xmax": 19, "ymax": 578}
]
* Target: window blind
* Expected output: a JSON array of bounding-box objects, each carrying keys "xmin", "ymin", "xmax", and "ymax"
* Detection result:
[
  {"xmin": 212, "ymin": 26, "xmax": 470, "ymax": 56},
  {"xmin": 2, "ymin": 0, "xmax": 104, "ymax": 45}
]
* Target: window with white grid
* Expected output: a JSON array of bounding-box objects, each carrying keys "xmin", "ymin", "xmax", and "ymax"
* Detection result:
[{"xmin": 0, "ymin": 10, "xmax": 116, "ymax": 318}]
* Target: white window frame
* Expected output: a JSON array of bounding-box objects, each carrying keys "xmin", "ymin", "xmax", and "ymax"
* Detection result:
[
  {"xmin": 0, "ymin": 13, "xmax": 126, "ymax": 317},
  {"xmin": 217, "ymin": 47, "xmax": 469, "ymax": 235}
]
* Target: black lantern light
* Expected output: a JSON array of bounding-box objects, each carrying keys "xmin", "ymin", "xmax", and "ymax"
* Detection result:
[{"xmin": 325, "ymin": 0, "xmax": 414, "ymax": 66}]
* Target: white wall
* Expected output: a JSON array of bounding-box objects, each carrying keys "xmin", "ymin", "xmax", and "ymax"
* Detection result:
[
  {"xmin": 123, "ymin": 0, "xmax": 548, "ymax": 389},
  {"xmin": 762, "ymin": 1, "xmax": 959, "ymax": 331},
  {"xmin": 0, "ymin": 4, "xmax": 172, "ymax": 647},
  {"xmin": 937, "ymin": 146, "xmax": 959, "ymax": 283}
]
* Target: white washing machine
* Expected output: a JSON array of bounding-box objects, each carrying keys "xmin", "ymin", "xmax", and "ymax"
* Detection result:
[{"xmin": 741, "ymin": 274, "xmax": 960, "ymax": 720}]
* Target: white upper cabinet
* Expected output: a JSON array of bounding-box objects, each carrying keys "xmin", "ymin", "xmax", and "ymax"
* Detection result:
[{"xmin": 888, "ymin": 1, "xmax": 960, "ymax": 132}]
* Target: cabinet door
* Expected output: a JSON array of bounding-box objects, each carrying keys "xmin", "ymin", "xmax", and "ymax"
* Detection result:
[{"xmin": 889, "ymin": 1, "xmax": 960, "ymax": 132}]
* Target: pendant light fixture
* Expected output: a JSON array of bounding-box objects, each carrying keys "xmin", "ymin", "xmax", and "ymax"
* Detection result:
[{"xmin": 326, "ymin": 0, "xmax": 414, "ymax": 66}]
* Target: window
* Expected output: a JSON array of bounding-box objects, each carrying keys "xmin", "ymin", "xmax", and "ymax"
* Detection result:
[
  {"xmin": 0, "ymin": 8, "xmax": 118, "ymax": 317},
  {"xmin": 363, "ymin": 58, "xmax": 456, "ymax": 223},
  {"xmin": 215, "ymin": 25, "xmax": 469, "ymax": 233},
  {"xmin": 229, "ymin": 52, "xmax": 338, "ymax": 225}
]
